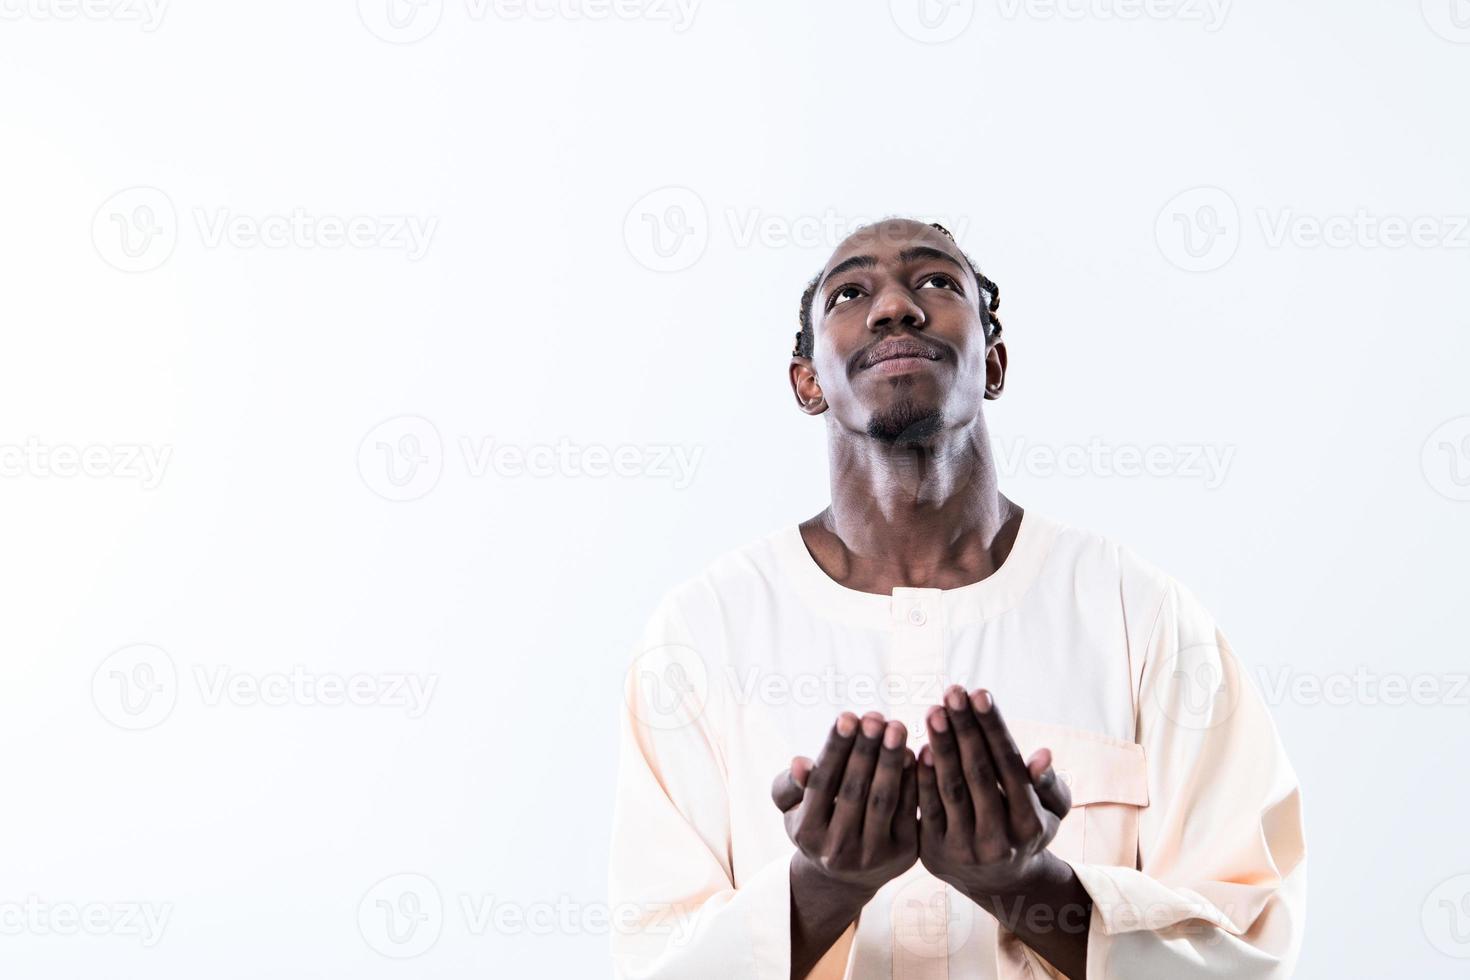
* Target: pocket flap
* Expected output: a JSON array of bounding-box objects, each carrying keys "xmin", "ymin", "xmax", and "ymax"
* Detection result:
[{"xmin": 1008, "ymin": 720, "xmax": 1149, "ymax": 807}]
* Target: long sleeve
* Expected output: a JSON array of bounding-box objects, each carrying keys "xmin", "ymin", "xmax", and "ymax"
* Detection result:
[
  {"xmin": 1058, "ymin": 578, "xmax": 1308, "ymax": 978},
  {"xmin": 608, "ymin": 592, "xmax": 815, "ymax": 979}
]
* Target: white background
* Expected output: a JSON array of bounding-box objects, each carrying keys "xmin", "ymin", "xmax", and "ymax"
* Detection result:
[{"xmin": 2, "ymin": 0, "xmax": 1468, "ymax": 976}]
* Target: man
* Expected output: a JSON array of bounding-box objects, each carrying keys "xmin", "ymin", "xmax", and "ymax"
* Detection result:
[{"xmin": 609, "ymin": 219, "xmax": 1306, "ymax": 978}]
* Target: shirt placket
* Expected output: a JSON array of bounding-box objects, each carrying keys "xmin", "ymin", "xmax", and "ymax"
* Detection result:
[{"xmin": 886, "ymin": 588, "xmax": 953, "ymax": 979}]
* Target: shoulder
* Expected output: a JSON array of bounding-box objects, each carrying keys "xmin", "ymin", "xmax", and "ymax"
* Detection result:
[
  {"xmin": 1035, "ymin": 512, "xmax": 1173, "ymax": 595},
  {"xmin": 638, "ymin": 526, "xmax": 796, "ymax": 648},
  {"xmin": 1031, "ymin": 511, "xmax": 1211, "ymax": 647}
]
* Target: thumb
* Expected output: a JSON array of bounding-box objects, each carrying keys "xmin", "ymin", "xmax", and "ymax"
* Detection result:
[
  {"xmin": 770, "ymin": 756, "xmax": 812, "ymax": 813},
  {"xmin": 1028, "ymin": 747, "xmax": 1071, "ymax": 818}
]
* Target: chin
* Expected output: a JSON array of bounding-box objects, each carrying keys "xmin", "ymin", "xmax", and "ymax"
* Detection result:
[{"xmin": 865, "ymin": 399, "xmax": 944, "ymax": 445}]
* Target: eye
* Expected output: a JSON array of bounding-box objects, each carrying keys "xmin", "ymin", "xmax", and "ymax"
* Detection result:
[
  {"xmin": 827, "ymin": 285, "xmax": 865, "ymax": 310},
  {"xmin": 918, "ymin": 272, "xmax": 961, "ymax": 292}
]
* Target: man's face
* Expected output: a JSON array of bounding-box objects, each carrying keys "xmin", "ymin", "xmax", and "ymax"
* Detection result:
[{"xmin": 793, "ymin": 220, "xmax": 1002, "ymax": 444}]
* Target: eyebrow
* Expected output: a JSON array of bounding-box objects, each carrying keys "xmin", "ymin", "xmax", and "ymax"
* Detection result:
[{"xmin": 818, "ymin": 245, "xmax": 969, "ymax": 295}]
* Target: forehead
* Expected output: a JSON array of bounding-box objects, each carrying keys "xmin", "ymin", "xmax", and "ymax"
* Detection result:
[{"xmin": 819, "ymin": 220, "xmax": 965, "ymax": 280}]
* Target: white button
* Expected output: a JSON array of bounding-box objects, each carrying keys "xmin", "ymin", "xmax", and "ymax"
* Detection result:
[{"xmin": 907, "ymin": 606, "xmax": 927, "ymax": 626}]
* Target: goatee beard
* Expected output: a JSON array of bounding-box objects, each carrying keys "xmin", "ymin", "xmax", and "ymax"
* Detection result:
[{"xmin": 865, "ymin": 399, "xmax": 942, "ymax": 445}]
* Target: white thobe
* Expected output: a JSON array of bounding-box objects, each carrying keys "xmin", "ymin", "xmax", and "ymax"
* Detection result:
[{"xmin": 609, "ymin": 510, "xmax": 1306, "ymax": 978}]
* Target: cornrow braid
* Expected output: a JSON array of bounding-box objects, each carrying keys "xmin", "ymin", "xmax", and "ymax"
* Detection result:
[{"xmin": 792, "ymin": 221, "xmax": 1002, "ymax": 358}]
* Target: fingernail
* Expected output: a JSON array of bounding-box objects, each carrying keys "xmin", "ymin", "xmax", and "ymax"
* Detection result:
[
  {"xmin": 972, "ymin": 689, "xmax": 993, "ymax": 714},
  {"xmin": 837, "ymin": 713, "xmax": 857, "ymax": 737},
  {"xmin": 928, "ymin": 707, "xmax": 948, "ymax": 732},
  {"xmin": 919, "ymin": 745, "xmax": 934, "ymax": 767},
  {"xmin": 883, "ymin": 722, "xmax": 904, "ymax": 749},
  {"xmin": 862, "ymin": 715, "xmax": 883, "ymax": 739},
  {"xmin": 945, "ymin": 687, "xmax": 966, "ymax": 711}
]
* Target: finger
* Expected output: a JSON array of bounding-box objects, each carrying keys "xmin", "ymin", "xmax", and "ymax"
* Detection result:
[
  {"xmin": 925, "ymin": 702, "xmax": 975, "ymax": 837},
  {"xmin": 916, "ymin": 744, "xmax": 946, "ymax": 845},
  {"xmin": 861, "ymin": 721, "xmax": 908, "ymax": 853},
  {"xmin": 830, "ymin": 712, "xmax": 886, "ymax": 845},
  {"xmin": 972, "ymin": 690, "xmax": 1044, "ymax": 840},
  {"xmin": 1028, "ymin": 747, "xmax": 1072, "ymax": 819},
  {"xmin": 942, "ymin": 685, "xmax": 1006, "ymax": 839},
  {"xmin": 895, "ymin": 750, "xmax": 919, "ymax": 849},
  {"xmin": 771, "ymin": 756, "xmax": 811, "ymax": 813},
  {"xmin": 797, "ymin": 713, "xmax": 858, "ymax": 848}
]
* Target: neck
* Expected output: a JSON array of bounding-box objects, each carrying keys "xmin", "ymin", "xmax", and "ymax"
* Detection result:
[{"xmin": 803, "ymin": 414, "xmax": 1021, "ymax": 593}]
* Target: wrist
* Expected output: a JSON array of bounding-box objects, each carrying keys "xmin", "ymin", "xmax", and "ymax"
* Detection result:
[
  {"xmin": 962, "ymin": 851, "xmax": 1064, "ymax": 906},
  {"xmin": 790, "ymin": 852, "xmax": 881, "ymax": 910},
  {"xmin": 963, "ymin": 852, "xmax": 1092, "ymax": 938}
]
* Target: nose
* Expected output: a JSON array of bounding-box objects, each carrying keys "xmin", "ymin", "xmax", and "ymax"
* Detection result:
[{"xmin": 866, "ymin": 283, "xmax": 926, "ymax": 333}]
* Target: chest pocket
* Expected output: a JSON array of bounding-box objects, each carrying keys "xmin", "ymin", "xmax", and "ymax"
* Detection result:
[{"xmin": 1009, "ymin": 720, "xmax": 1150, "ymax": 869}]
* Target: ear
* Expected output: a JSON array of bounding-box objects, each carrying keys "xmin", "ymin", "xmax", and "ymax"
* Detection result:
[
  {"xmin": 789, "ymin": 357, "xmax": 827, "ymax": 415},
  {"xmin": 983, "ymin": 338, "xmax": 1008, "ymax": 400}
]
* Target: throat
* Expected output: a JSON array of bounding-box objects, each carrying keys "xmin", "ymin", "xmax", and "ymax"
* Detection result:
[{"xmin": 798, "ymin": 500, "xmax": 1023, "ymax": 596}]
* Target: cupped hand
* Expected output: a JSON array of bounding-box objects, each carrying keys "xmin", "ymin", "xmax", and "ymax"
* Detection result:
[
  {"xmin": 915, "ymin": 686, "xmax": 1072, "ymax": 897},
  {"xmin": 771, "ymin": 711, "xmax": 919, "ymax": 897}
]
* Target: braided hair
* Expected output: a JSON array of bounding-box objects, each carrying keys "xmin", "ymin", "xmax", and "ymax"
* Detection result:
[{"xmin": 792, "ymin": 222, "xmax": 1003, "ymax": 358}]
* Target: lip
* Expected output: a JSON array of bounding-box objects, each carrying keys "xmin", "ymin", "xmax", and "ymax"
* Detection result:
[
  {"xmin": 862, "ymin": 338, "xmax": 944, "ymax": 371},
  {"xmin": 867, "ymin": 355, "xmax": 940, "ymax": 376}
]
